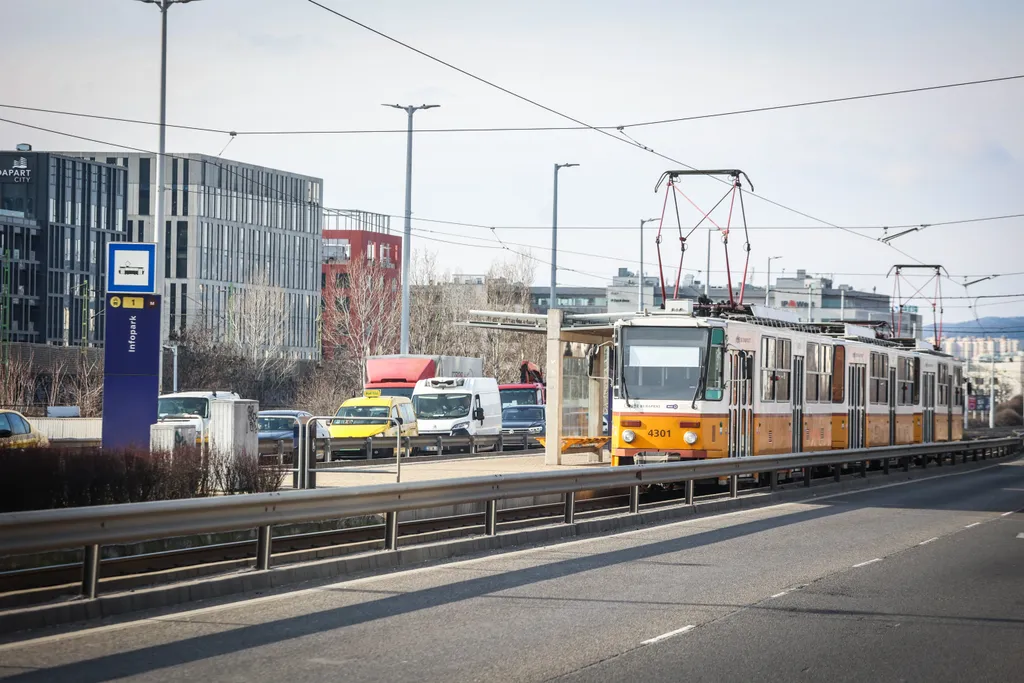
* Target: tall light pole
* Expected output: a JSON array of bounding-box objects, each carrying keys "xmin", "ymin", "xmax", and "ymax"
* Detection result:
[
  {"xmin": 765, "ymin": 255, "xmax": 782, "ymax": 306},
  {"xmin": 550, "ymin": 162, "xmax": 578, "ymax": 309},
  {"xmin": 638, "ymin": 218, "xmax": 658, "ymax": 312},
  {"xmin": 138, "ymin": 0, "xmax": 200, "ymax": 392},
  {"xmin": 384, "ymin": 103, "xmax": 439, "ymax": 354}
]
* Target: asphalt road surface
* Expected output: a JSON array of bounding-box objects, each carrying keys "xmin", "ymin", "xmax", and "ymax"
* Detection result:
[{"xmin": 1, "ymin": 459, "xmax": 1021, "ymax": 683}]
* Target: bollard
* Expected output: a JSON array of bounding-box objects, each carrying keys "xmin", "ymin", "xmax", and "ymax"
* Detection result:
[
  {"xmin": 384, "ymin": 511, "xmax": 399, "ymax": 550},
  {"xmin": 685, "ymin": 479, "xmax": 695, "ymax": 505},
  {"xmin": 256, "ymin": 525, "xmax": 272, "ymax": 570},
  {"xmin": 729, "ymin": 475, "xmax": 738, "ymax": 499},
  {"xmin": 564, "ymin": 491, "xmax": 576, "ymax": 524},
  {"xmin": 81, "ymin": 544, "xmax": 100, "ymax": 599},
  {"xmin": 485, "ymin": 500, "xmax": 497, "ymax": 536},
  {"xmin": 629, "ymin": 485, "xmax": 640, "ymax": 514}
]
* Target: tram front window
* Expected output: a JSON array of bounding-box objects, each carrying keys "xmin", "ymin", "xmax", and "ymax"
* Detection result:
[{"xmin": 621, "ymin": 326, "xmax": 708, "ymax": 401}]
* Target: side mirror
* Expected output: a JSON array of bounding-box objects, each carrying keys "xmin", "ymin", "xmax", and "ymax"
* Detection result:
[
  {"xmin": 473, "ymin": 407, "xmax": 485, "ymax": 422},
  {"xmin": 395, "ymin": 416, "xmax": 403, "ymax": 425},
  {"xmin": 0, "ymin": 429, "xmax": 11, "ymax": 438}
]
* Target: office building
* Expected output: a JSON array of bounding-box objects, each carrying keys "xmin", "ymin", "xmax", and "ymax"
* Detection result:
[
  {"xmin": 68, "ymin": 152, "xmax": 323, "ymax": 359},
  {"xmin": 0, "ymin": 148, "xmax": 127, "ymax": 347}
]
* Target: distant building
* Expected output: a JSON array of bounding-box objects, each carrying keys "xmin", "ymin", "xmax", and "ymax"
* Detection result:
[
  {"xmin": 530, "ymin": 286, "xmax": 608, "ymax": 315},
  {"xmin": 0, "ymin": 149, "xmax": 127, "ymax": 347},
  {"xmin": 934, "ymin": 336, "xmax": 1021, "ymax": 361},
  {"xmin": 64, "ymin": 152, "xmax": 323, "ymax": 359},
  {"xmin": 320, "ymin": 209, "xmax": 400, "ymax": 358}
]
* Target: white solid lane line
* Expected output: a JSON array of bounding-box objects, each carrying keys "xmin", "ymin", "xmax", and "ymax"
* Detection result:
[
  {"xmin": 1016, "ymin": 533, "xmax": 1024, "ymax": 539},
  {"xmin": 918, "ymin": 537, "xmax": 939, "ymax": 545},
  {"xmin": 852, "ymin": 558, "xmax": 882, "ymax": 568},
  {"xmin": 965, "ymin": 522, "xmax": 981, "ymax": 528},
  {"xmin": 770, "ymin": 591, "xmax": 789, "ymax": 599},
  {"xmin": 642, "ymin": 625, "xmax": 696, "ymax": 645},
  {"xmin": 1002, "ymin": 511, "xmax": 1015, "ymax": 517}
]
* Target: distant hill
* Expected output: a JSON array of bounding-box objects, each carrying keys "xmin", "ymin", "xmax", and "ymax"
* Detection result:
[{"xmin": 942, "ymin": 317, "xmax": 1024, "ymax": 342}]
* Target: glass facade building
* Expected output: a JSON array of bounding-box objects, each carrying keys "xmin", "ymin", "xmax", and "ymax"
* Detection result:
[
  {"xmin": 0, "ymin": 151, "xmax": 126, "ymax": 347},
  {"xmin": 70, "ymin": 152, "xmax": 323, "ymax": 359}
]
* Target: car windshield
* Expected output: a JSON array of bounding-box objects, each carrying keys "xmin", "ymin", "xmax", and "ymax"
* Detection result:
[
  {"xmin": 413, "ymin": 393, "xmax": 472, "ymax": 419},
  {"xmin": 621, "ymin": 326, "xmax": 708, "ymax": 401},
  {"xmin": 500, "ymin": 388, "xmax": 539, "ymax": 407},
  {"xmin": 258, "ymin": 417, "xmax": 296, "ymax": 431},
  {"xmin": 158, "ymin": 397, "xmax": 210, "ymax": 419},
  {"xmin": 503, "ymin": 406, "xmax": 545, "ymax": 422},
  {"xmin": 333, "ymin": 405, "xmax": 390, "ymax": 425}
]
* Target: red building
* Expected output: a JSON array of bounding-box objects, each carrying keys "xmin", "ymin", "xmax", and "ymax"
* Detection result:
[{"xmin": 320, "ymin": 210, "xmax": 402, "ymax": 358}]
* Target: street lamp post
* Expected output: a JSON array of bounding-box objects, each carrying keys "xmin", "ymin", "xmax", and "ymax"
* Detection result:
[
  {"xmin": 638, "ymin": 218, "xmax": 658, "ymax": 312},
  {"xmin": 765, "ymin": 256, "xmax": 782, "ymax": 306},
  {"xmin": 550, "ymin": 163, "xmax": 578, "ymax": 309},
  {"xmin": 384, "ymin": 103, "xmax": 439, "ymax": 355},
  {"xmin": 138, "ymin": 0, "xmax": 201, "ymax": 391}
]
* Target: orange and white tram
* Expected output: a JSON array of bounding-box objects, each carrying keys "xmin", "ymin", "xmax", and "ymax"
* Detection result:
[{"xmin": 610, "ymin": 305, "xmax": 964, "ymax": 467}]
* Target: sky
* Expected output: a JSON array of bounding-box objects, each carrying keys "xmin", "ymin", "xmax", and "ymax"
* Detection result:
[{"xmin": 3, "ymin": 0, "xmax": 1024, "ymax": 323}]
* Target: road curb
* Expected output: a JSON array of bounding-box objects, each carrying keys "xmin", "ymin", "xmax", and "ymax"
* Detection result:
[{"xmin": 0, "ymin": 453, "xmax": 1016, "ymax": 636}]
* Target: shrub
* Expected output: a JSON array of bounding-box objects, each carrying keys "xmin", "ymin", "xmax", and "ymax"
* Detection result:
[{"xmin": 0, "ymin": 445, "xmax": 282, "ymax": 512}]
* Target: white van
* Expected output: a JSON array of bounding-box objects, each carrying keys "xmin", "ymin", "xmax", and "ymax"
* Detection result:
[
  {"xmin": 412, "ymin": 377, "xmax": 503, "ymax": 438},
  {"xmin": 157, "ymin": 390, "xmax": 241, "ymax": 444}
]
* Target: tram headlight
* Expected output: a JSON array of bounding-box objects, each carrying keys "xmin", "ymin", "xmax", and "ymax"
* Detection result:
[
  {"xmin": 622, "ymin": 429, "xmax": 636, "ymax": 444},
  {"xmin": 683, "ymin": 430, "xmax": 698, "ymax": 445}
]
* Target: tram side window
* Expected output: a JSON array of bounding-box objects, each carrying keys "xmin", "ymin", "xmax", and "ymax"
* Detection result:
[
  {"xmin": 869, "ymin": 352, "xmax": 889, "ymax": 405},
  {"xmin": 761, "ymin": 336, "xmax": 791, "ymax": 402},
  {"xmin": 897, "ymin": 357, "xmax": 915, "ymax": 405},
  {"xmin": 912, "ymin": 357, "xmax": 921, "ymax": 404},
  {"xmin": 938, "ymin": 364, "xmax": 950, "ymax": 406},
  {"xmin": 805, "ymin": 343, "xmax": 833, "ymax": 403},
  {"xmin": 953, "ymin": 367, "xmax": 963, "ymax": 407},
  {"xmin": 832, "ymin": 345, "xmax": 846, "ymax": 403},
  {"xmin": 806, "ymin": 342, "xmax": 820, "ymax": 402}
]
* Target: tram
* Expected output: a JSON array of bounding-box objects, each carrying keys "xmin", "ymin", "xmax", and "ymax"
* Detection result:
[{"xmin": 609, "ymin": 300, "xmax": 964, "ymax": 466}]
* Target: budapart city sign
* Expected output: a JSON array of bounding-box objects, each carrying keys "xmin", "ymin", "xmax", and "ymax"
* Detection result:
[{"xmin": 0, "ymin": 154, "xmax": 32, "ymax": 184}]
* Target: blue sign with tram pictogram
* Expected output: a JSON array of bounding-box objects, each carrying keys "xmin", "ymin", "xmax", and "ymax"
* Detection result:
[{"xmin": 101, "ymin": 293, "xmax": 162, "ymax": 449}]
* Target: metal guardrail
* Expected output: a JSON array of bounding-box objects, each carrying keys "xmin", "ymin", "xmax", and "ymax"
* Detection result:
[{"xmin": 0, "ymin": 437, "xmax": 1018, "ymax": 600}]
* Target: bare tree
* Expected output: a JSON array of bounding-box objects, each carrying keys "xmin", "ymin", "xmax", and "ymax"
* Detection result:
[
  {"xmin": 70, "ymin": 354, "xmax": 104, "ymax": 417},
  {"xmin": 44, "ymin": 357, "xmax": 69, "ymax": 407},
  {"xmin": 481, "ymin": 252, "xmax": 546, "ymax": 382},
  {"xmin": 0, "ymin": 350, "xmax": 34, "ymax": 408},
  {"xmin": 321, "ymin": 257, "xmax": 401, "ymax": 383}
]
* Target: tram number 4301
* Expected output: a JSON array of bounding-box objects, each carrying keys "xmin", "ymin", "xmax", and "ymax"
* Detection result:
[{"xmin": 647, "ymin": 429, "xmax": 671, "ymax": 438}]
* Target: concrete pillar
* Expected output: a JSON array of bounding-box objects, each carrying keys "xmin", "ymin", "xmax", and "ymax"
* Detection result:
[
  {"xmin": 587, "ymin": 345, "xmax": 604, "ymax": 437},
  {"xmin": 545, "ymin": 309, "xmax": 564, "ymax": 465}
]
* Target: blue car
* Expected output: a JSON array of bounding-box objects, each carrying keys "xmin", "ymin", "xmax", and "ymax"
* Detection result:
[
  {"xmin": 257, "ymin": 410, "xmax": 329, "ymax": 451},
  {"xmin": 501, "ymin": 405, "xmax": 546, "ymax": 438}
]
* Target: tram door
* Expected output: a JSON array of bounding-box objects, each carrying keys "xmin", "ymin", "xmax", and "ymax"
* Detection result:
[
  {"xmin": 728, "ymin": 350, "xmax": 754, "ymax": 458},
  {"xmin": 888, "ymin": 366, "xmax": 897, "ymax": 445},
  {"xmin": 848, "ymin": 364, "xmax": 867, "ymax": 449},
  {"xmin": 792, "ymin": 356, "xmax": 805, "ymax": 452},
  {"xmin": 922, "ymin": 372, "xmax": 935, "ymax": 442},
  {"xmin": 947, "ymin": 374, "xmax": 954, "ymax": 440}
]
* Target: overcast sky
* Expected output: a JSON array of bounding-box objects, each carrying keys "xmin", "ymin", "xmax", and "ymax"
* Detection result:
[{"xmin": 4, "ymin": 0, "xmax": 1024, "ymax": 323}]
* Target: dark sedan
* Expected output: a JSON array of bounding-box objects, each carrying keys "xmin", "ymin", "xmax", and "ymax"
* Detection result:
[
  {"xmin": 257, "ymin": 410, "xmax": 329, "ymax": 451},
  {"xmin": 501, "ymin": 405, "xmax": 545, "ymax": 437}
]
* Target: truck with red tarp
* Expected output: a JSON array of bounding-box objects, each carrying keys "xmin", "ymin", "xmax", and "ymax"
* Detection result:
[
  {"xmin": 364, "ymin": 355, "xmax": 483, "ymax": 399},
  {"xmin": 499, "ymin": 361, "xmax": 546, "ymax": 408}
]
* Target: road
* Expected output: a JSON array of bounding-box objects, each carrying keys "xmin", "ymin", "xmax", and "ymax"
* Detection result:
[{"xmin": 0, "ymin": 458, "xmax": 1021, "ymax": 683}]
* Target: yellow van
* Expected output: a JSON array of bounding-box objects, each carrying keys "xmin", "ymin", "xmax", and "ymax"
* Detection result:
[{"xmin": 328, "ymin": 396, "xmax": 418, "ymax": 458}]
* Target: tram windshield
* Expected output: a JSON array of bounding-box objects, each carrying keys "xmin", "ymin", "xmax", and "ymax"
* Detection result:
[{"xmin": 621, "ymin": 326, "xmax": 708, "ymax": 401}]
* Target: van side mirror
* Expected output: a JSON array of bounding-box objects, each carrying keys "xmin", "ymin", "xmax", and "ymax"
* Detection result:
[
  {"xmin": 395, "ymin": 416, "xmax": 403, "ymax": 425},
  {"xmin": 0, "ymin": 429, "xmax": 11, "ymax": 438},
  {"xmin": 473, "ymin": 407, "xmax": 484, "ymax": 422}
]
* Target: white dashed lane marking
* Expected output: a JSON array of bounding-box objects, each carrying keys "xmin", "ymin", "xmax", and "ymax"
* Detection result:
[
  {"xmin": 852, "ymin": 558, "xmax": 882, "ymax": 568},
  {"xmin": 642, "ymin": 625, "xmax": 696, "ymax": 645}
]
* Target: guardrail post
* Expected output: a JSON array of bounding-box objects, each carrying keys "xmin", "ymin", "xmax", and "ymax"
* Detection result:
[
  {"xmin": 903, "ymin": 456, "xmax": 910, "ymax": 472},
  {"xmin": 921, "ymin": 453, "xmax": 928, "ymax": 469},
  {"xmin": 769, "ymin": 470, "xmax": 779, "ymax": 491},
  {"xmin": 256, "ymin": 525, "xmax": 272, "ymax": 570},
  {"xmin": 564, "ymin": 491, "xmax": 576, "ymax": 524},
  {"xmin": 384, "ymin": 511, "xmax": 398, "ymax": 550},
  {"xmin": 81, "ymin": 544, "xmax": 100, "ymax": 599},
  {"xmin": 860, "ymin": 460, "xmax": 868, "ymax": 478},
  {"xmin": 833, "ymin": 464, "xmax": 842, "ymax": 482},
  {"xmin": 470, "ymin": 435, "xmax": 477, "ymax": 454},
  {"xmin": 366, "ymin": 437, "xmax": 374, "ymax": 460},
  {"xmin": 629, "ymin": 485, "xmax": 640, "ymax": 513},
  {"xmin": 936, "ymin": 450, "xmax": 943, "ymax": 466},
  {"xmin": 804, "ymin": 467, "xmax": 812, "ymax": 487},
  {"xmin": 883, "ymin": 457, "xmax": 890, "ymax": 475},
  {"xmin": 981, "ymin": 447, "xmax": 988, "ymax": 460},
  {"xmin": 485, "ymin": 500, "xmax": 497, "ymax": 536},
  {"xmin": 685, "ymin": 479, "xmax": 695, "ymax": 505},
  {"xmin": 728, "ymin": 475, "xmax": 738, "ymax": 499},
  {"xmin": 308, "ymin": 439, "xmax": 317, "ymax": 490},
  {"xmin": 497, "ymin": 434, "xmax": 504, "ymax": 452},
  {"xmin": 972, "ymin": 447, "xmax": 978, "ymax": 462},
  {"xmin": 276, "ymin": 439, "xmax": 284, "ymax": 466}
]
